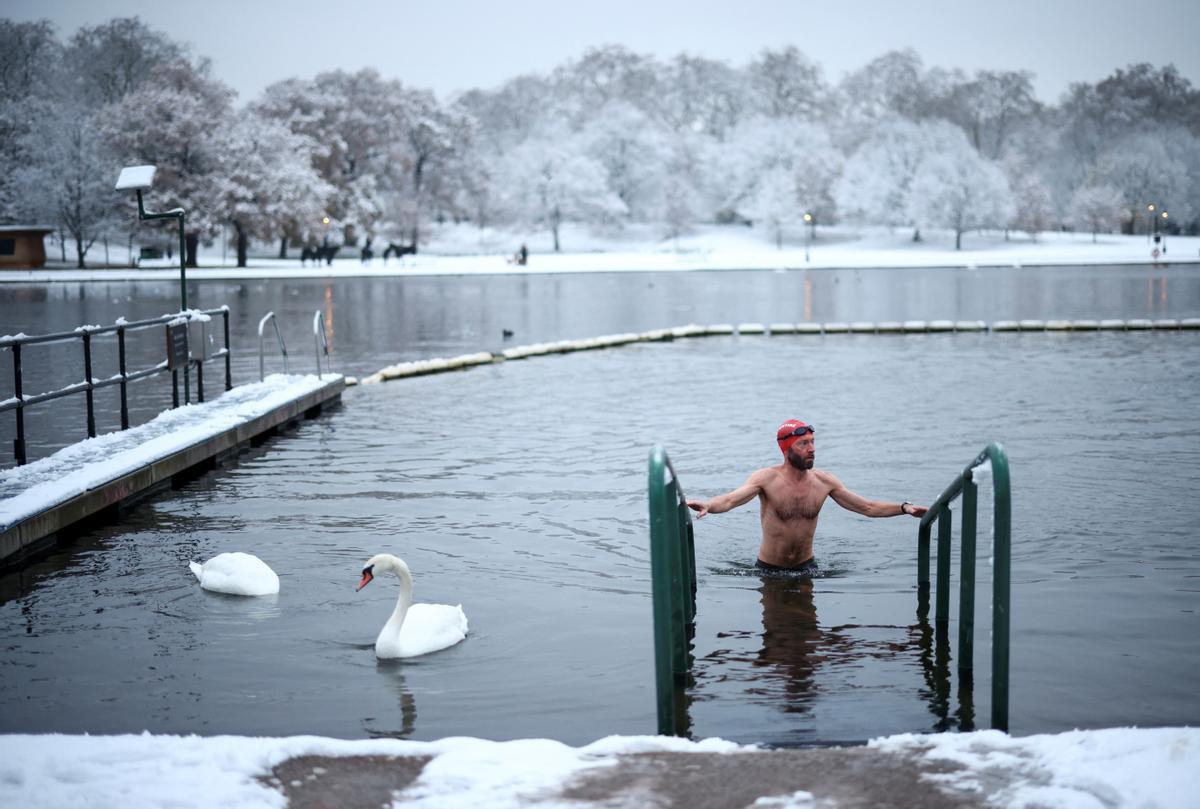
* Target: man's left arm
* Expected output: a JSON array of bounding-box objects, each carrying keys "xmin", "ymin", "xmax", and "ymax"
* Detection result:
[{"xmin": 826, "ymin": 473, "xmax": 928, "ymax": 518}]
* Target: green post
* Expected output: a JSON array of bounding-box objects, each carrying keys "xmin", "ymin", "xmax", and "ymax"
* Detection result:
[
  {"xmin": 916, "ymin": 443, "xmax": 1011, "ymax": 731},
  {"xmin": 988, "ymin": 444, "xmax": 1011, "ymax": 732},
  {"xmin": 917, "ymin": 521, "xmax": 931, "ymax": 618},
  {"xmin": 936, "ymin": 505, "xmax": 952, "ymax": 626},
  {"xmin": 958, "ymin": 476, "xmax": 977, "ymax": 679},
  {"xmin": 648, "ymin": 445, "xmax": 695, "ymax": 736}
]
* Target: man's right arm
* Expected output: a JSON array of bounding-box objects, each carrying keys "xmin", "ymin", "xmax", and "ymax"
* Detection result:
[{"xmin": 686, "ymin": 472, "xmax": 763, "ymax": 518}]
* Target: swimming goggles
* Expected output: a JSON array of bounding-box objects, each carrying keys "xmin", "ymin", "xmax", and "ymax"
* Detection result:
[{"xmin": 778, "ymin": 424, "xmax": 815, "ymax": 439}]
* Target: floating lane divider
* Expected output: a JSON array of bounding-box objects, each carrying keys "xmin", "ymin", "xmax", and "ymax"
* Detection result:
[{"xmin": 347, "ymin": 318, "xmax": 1200, "ymax": 387}]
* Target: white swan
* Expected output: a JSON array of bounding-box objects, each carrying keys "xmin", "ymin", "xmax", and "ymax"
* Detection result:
[
  {"xmin": 189, "ymin": 552, "xmax": 280, "ymax": 596},
  {"xmin": 357, "ymin": 553, "xmax": 468, "ymax": 659}
]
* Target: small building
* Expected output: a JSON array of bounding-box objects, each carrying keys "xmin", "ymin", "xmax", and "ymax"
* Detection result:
[{"xmin": 0, "ymin": 226, "xmax": 55, "ymax": 269}]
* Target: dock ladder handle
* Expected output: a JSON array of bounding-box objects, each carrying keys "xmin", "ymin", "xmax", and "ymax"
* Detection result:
[
  {"xmin": 647, "ymin": 445, "xmax": 698, "ymax": 736},
  {"xmin": 918, "ymin": 441, "xmax": 1011, "ymax": 731},
  {"xmin": 257, "ymin": 312, "xmax": 289, "ymax": 381},
  {"xmin": 313, "ymin": 310, "xmax": 332, "ymax": 378}
]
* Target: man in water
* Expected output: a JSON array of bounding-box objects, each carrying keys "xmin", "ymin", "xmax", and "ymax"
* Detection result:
[{"xmin": 686, "ymin": 419, "xmax": 928, "ymax": 573}]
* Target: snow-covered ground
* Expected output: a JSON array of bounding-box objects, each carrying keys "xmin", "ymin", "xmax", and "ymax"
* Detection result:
[
  {"xmin": 0, "ymin": 374, "xmax": 338, "ymax": 532},
  {"xmin": 15, "ymin": 224, "xmax": 1200, "ymax": 282},
  {"xmin": 0, "ymin": 727, "xmax": 1195, "ymax": 808}
]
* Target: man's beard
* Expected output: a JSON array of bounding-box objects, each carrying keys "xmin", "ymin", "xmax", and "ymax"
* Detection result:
[{"xmin": 787, "ymin": 448, "xmax": 814, "ymax": 470}]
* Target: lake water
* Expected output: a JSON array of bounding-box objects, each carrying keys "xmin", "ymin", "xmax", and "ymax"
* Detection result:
[
  {"xmin": 1, "ymin": 262, "xmax": 1196, "ymax": 464},
  {"xmin": 1, "ymin": 265, "xmax": 1198, "ymax": 745}
]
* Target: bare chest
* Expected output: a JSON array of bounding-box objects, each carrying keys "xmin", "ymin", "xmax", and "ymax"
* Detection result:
[{"xmin": 762, "ymin": 477, "xmax": 828, "ymax": 522}]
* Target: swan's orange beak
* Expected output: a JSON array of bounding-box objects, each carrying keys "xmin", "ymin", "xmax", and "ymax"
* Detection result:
[{"xmin": 356, "ymin": 570, "xmax": 373, "ymax": 591}]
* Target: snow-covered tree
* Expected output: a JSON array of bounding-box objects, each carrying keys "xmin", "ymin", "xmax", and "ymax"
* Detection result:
[
  {"xmin": 453, "ymin": 74, "xmax": 556, "ymax": 155},
  {"xmin": 658, "ymin": 54, "xmax": 749, "ymax": 140},
  {"xmin": 1008, "ymin": 171, "xmax": 1055, "ymax": 239},
  {"xmin": 551, "ymin": 45, "xmax": 663, "ymax": 125},
  {"xmin": 577, "ymin": 100, "xmax": 673, "ymax": 222},
  {"xmin": 938, "ymin": 70, "xmax": 1041, "ymax": 160},
  {"xmin": 907, "ymin": 128, "xmax": 1015, "ymax": 249},
  {"xmin": 13, "ymin": 106, "xmax": 123, "ymax": 266},
  {"xmin": 661, "ymin": 173, "xmax": 699, "ymax": 247},
  {"xmin": 97, "ymin": 59, "xmax": 237, "ymax": 266},
  {"xmin": 64, "ymin": 17, "xmax": 185, "ymax": 106},
  {"xmin": 497, "ymin": 131, "xmax": 626, "ymax": 251},
  {"xmin": 215, "ymin": 111, "xmax": 333, "ymax": 266},
  {"xmin": 1067, "ymin": 183, "xmax": 1126, "ymax": 241},
  {"xmin": 747, "ymin": 46, "xmax": 830, "ymax": 120},
  {"xmin": 834, "ymin": 119, "xmax": 967, "ymax": 239},
  {"xmin": 0, "ymin": 19, "xmax": 63, "ymax": 222},
  {"xmin": 1094, "ymin": 132, "xmax": 1188, "ymax": 232},
  {"xmin": 253, "ymin": 70, "xmax": 402, "ymax": 242},
  {"xmin": 742, "ymin": 166, "xmax": 801, "ymax": 248},
  {"xmin": 716, "ymin": 117, "xmax": 841, "ymax": 228},
  {"xmin": 390, "ymin": 88, "xmax": 475, "ymax": 249}
]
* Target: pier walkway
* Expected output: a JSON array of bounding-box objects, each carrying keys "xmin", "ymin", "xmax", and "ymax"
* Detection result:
[{"xmin": 0, "ymin": 373, "xmax": 343, "ymax": 569}]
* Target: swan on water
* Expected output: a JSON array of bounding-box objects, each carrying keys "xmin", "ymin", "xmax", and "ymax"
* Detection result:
[
  {"xmin": 357, "ymin": 553, "xmax": 468, "ymax": 659},
  {"xmin": 189, "ymin": 552, "xmax": 280, "ymax": 596}
]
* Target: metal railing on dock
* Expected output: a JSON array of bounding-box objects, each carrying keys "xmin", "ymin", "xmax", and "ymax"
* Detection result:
[
  {"xmin": 647, "ymin": 445, "xmax": 697, "ymax": 736},
  {"xmin": 0, "ymin": 308, "xmax": 232, "ymax": 466},
  {"xmin": 313, "ymin": 311, "xmax": 332, "ymax": 377},
  {"xmin": 257, "ymin": 312, "xmax": 289, "ymax": 381},
  {"xmin": 919, "ymin": 442, "xmax": 1011, "ymax": 731}
]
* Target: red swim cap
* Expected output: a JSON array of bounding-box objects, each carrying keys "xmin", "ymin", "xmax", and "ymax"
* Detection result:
[{"xmin": 776, "ymin": 419, "xmax": 814, "ymax": 455}]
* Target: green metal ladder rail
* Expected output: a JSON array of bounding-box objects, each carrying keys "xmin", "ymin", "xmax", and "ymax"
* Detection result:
[
  {"xmin": 918, "ymin": 442, "xmax": 1011, "ymax": 731},
  {"xmin": 647, "ymin": 445, "xmax": 697, "ymax": 736}
]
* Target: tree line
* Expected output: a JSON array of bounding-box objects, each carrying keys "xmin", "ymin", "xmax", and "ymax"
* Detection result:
[{"xmin": 2, "ymin": 17, "xmax": 1198, "ymax": 267}]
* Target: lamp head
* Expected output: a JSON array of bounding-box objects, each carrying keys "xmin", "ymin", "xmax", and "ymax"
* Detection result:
[{"xmin": 115, "ymin": 165, "xmax": 157, "ymax": 192}]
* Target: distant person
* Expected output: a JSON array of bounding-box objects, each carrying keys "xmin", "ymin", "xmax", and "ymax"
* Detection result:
[
  {"xmin": 686, "ymin": 420, "xmax": 928, "ymax": 573},
  {"xmin": 508, "ymin": 243, "xmax": 528, "ymax": 266},
  {"xmin": 361, "ymin": 239, "xmax": 374, "ymax": 264}
]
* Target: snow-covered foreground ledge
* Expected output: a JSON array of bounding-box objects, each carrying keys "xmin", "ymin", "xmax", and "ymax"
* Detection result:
[
  {"xmin": 0, "ymin": 374, "xmax": 339, "ymax": 532},
  {"xmin": 0, "ymin": 728, "xmax": 1194, "ymax": 808}
]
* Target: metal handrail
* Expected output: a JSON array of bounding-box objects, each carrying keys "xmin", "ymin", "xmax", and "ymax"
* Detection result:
[
  {"xmin": 0, "ymin": 307, "xmax": 232, "ymax": 466},
  {"xmin": 647, "ymin": 445, "xmax": 697, "ymax": 737},
  {"xmin": 313, "ymin": 310, "xmax": 331, "ymax": 378},
  {"xmin": 917, "ymin": 442, "xmax": 1011, "ymax": 731},
  {"xmin": 257, "ymin": 312, "xmax": 289, "ymax": 381}
]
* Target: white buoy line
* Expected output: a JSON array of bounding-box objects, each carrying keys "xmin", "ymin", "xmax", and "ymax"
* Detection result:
[{"xmin": 349, "ymin": 317, "xmax": 1200, "ymax": 387}]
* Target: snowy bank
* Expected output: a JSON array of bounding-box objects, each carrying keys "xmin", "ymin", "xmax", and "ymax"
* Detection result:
[{"xmin": 13, "ymin": 225, "xmax": 1200, "ymax": 283}]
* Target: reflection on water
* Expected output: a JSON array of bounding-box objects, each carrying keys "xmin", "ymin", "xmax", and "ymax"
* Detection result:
[
  {"xmin": 689, "ymin": 573, "xmax": 974, "ymax": 743},
  {"xmin": 363, "ymin": 666, "xmax": 418, "ymax": 739}
]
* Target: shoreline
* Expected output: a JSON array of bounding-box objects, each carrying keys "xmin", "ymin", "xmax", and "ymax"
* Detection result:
[{"xmin": 4, "ymin": 254, "xmax": 1198, "ymax": 284}]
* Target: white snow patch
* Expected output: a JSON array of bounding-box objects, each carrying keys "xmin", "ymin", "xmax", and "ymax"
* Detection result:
[{"xmin": 870, "ymin": 727, "xmax": 1200, "ymax": 808}]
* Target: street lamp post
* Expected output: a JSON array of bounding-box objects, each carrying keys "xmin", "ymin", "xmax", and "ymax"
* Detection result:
[
  {"xmin": 1147, "ymin": 203, "xmax": 1155, "ymax": 243},
  {"xmin": 1161, "ymin": 211, "xmax": 1169, "ymax": 254},
  {"xmin": 116, "ymin": 165, "xmax": 188, "ymax": 312},
  {"xmin": 803, "ymin": 212, "xmax": 813, "ymax": 263},
  {"xmin": 116, "ymin": 164, "xmax": 191, "ymax": 402}
]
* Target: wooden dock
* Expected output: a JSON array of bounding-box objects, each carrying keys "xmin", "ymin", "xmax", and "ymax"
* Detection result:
[{"xmin": 0, "ymin": 377, "xmax": 344, "ymax": 571}]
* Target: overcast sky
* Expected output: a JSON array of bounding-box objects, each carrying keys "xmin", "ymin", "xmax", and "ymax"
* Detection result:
[{"xmin": 7, "ymin": 0, "xmax": 1199, "ymax": 105}]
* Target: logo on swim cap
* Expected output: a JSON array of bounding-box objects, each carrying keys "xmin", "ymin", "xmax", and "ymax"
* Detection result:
[{"xmin": 776, "ymin": 419, "xmax": 813, "ymax": 454}]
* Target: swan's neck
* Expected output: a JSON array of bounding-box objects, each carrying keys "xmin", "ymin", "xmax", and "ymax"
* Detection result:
[{"xmin": 381, "ymin": 563, "xmax": 414, "ymax": 639}]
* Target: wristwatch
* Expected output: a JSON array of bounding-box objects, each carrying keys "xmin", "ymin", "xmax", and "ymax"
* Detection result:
[{"xmin": 900, "ymin": 501, "xmax": 912, "ymax": 515}]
